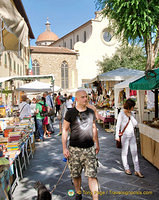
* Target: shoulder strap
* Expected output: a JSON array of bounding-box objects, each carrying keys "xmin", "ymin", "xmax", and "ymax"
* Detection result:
[
  {"xmin": 38, "ymin": 102, "xmax": 45, "ymax": 106},
  {"xmin": 121, "ymin": 117, "xmax": 130, "ymax": 135},
  {"xmin": 20, "ymin": 103, "xmax": 27, "ymax": 114}
]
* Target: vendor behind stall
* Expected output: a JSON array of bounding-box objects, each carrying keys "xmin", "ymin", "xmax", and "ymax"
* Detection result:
[{"xmin": 18, "ymin": 95, "xmax": 31, "ymax": 120}]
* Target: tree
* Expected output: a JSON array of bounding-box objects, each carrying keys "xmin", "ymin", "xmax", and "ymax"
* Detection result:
[
  {"xmin": 97, "ymin": 45, "xmax": 146, "ymax": 73},
  {"xmin": 95, "ymin": 0, "xmax": 159, "ymax": 70}
]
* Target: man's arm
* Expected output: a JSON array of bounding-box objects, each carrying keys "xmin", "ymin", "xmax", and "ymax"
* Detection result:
[
  {"xmin": 92, "ymin": 121, "xmax": 100, "ymax": 154},
  {"xmin": 62, "ymin": 120, "xmax": 70, "ymax": 158}
]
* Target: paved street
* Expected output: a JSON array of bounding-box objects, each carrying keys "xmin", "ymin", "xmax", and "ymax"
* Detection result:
[{"xmin": 13, "ymin": 119, "xmax": 159, "ymax": 200}]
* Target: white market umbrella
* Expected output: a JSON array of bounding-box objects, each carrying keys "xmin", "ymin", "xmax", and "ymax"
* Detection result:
[{"xmin": 16, "ymin": 80, "xmax": 60, "ymax": 92}]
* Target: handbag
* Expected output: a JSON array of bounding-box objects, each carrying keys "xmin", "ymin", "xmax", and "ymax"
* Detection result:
[
  {"xmin": 116, "ymin": 117, "xmax": 130, "ymax": 148},
  {"xmin": 48, "ymin": 108, "xmax": 55, "ymax": 117},
  {"xmin": 57, "ymin": 113, "xmax": 62, "ymax": 120}
]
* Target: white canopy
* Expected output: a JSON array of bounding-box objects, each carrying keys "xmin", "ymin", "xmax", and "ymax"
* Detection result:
[
  {"xmin": 16, "ymin": 80, "xmax": 60, "ymax": 92},
  {"xmin": 0, "ymin": 0, "xmax": 29, "ymax": 52},
  {"xmin": 89, "ymin": 68, "xmax": 144, "ymax": 83},
  {"xmin": 67, "ymin": 87, "xmax": 92, "ymax": 94}
]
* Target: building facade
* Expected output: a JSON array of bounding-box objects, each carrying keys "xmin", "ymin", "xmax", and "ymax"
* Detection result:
[
  {"xmin": 52, "ymin": 11, "xmax": 122, "ymax": 87},
  {"xmin": 0, "ymin": 0, "xmax": 34, "ymax": 106},
  {"xmin": 30, "ymin": 46, "xmax": 78, "ymax": 91},
  {"xmin": 30, "ymin": 19, "xmax": 78, "ymax": 92}
]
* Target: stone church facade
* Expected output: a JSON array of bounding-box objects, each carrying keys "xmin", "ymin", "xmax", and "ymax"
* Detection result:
[
  {"xmin": 51, "ymin": 11, "xmax": 122, "ymax": 86},
  {"xmin": 30, "ymin": 19, "xmax": 78, "ymax": 92},
  {"xmin": 31, "ymin": 11, "xmax": 122, "ymax": 90},
  {"xmin": 30, "ymin": 46, "xmax": 78, "ymax": 91}
]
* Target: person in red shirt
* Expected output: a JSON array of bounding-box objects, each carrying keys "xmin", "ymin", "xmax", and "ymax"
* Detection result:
[{"xmin": 55, "ymin": 92, "xmax": 62, "ymax": 116}]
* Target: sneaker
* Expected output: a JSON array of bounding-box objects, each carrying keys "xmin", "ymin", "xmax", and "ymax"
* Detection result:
[
  {"xmin": 75, "ymin": 193, "xmax": 82, "ymax": 200},
  {"xmin": 57, "ymin": 132, "xmax": 62, "ymax": 136}
]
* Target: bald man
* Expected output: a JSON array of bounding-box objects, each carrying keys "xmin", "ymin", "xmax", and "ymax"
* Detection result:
[{"xmin": 62, "ymin": 90, "xmax": 99, "ymax": 200}]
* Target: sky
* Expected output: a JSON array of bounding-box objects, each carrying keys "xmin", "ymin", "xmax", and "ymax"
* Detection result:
[{"xmin": 22, "ymin": 0, "xmax": 98, "ymax": 46}]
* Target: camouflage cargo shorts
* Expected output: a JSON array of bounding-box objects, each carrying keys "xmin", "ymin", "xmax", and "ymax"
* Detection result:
[{"xmin": 68, "ymin": 146, "xmax": 98, "ymax": 178}]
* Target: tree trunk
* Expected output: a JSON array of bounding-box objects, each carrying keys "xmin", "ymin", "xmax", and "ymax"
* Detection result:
[{"xmin": 146, "ymin": 40, "xmax": 155, "ymax": 70}]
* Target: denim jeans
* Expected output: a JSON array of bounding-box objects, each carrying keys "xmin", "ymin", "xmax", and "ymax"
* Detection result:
[{"xmin": 36, "ymin": 119, "xmax": 44, "ymax": 140}]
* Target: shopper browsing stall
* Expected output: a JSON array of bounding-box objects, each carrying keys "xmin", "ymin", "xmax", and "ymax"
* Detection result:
[
  {"xmin": 19, "ymin": 95, "xmax": 31, "ymax": 120},
  {"xmin": 35, "ymin": 96, "xmax": 46, "ymax": 142},
  {"xmin": 115, "ymin": 98, "xmax": 144, "ymax": 178}
]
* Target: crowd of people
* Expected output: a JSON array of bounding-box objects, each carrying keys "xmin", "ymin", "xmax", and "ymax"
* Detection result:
[{"xmin": 18, "ymin": 89, "xmax": 143, "ymax": 200}]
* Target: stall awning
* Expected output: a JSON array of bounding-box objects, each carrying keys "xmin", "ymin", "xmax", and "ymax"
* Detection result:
[
  {"xmin": 0, "ymin": 0, "xmax": 29, "ymax": 52},
  {"xmin": 89, "ymin": 68, "xmax": 144, "ymax": 83},
  {"xmin": 129, "ymin": 68, "xmax": 159, "ymax": 90},
  {"xmin": 16, "ymin": 80, "xmax": 60, "ymax": 92},
  {"xmin": 0, "ymin": 74, "xmax": 55, "ymax": 85}
]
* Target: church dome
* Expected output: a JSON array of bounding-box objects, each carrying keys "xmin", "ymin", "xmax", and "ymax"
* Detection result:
[
  {"xmin": 36, "ymin": 31, "xmax": 59, "ymax": 42},
  {"xmin": 36, "ymin": 18, "xmax": 59, "ymax": 46}
]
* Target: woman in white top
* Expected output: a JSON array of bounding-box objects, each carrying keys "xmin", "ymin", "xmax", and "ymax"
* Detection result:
[
  {"xmin": 19, "ymin": 95, "xmax": 31, "ymax": 120},
  {"xmin": 66, "ymin": 95, "xmax": 73, "ymax": 110},
  {"xmin": 116, "ymin": 98, "xmax": 144, "ymax": 178}
]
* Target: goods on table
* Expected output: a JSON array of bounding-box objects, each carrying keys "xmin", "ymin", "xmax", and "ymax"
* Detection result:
[{"xmin": 143, "ymin": 118, "xmax": 159, "ymax": 129}]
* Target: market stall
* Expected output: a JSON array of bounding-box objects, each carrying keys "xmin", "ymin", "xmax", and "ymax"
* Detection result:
[
  {"xmin": 0, "ymin": 117, "xmax": 35, "ymax": 199},
  {"xmin": 129, "ymin": 68, "xmax": 159, "ymax": 169},
  {"xmin": 89, "ymin": 67, "xmax": 144, "ymax": 94},
  {"xmin": 114, "ymin": 74, "xmax": 144, "ymax": 119},
  {"xmin": 0, "ymin": 74, "xmax": 55, "ymax": 116}
]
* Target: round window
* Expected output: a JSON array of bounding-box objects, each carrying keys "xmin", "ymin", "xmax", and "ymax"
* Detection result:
[{"xmin": 103, "ymin": 31, "xmax": 112, "ymax": 42}]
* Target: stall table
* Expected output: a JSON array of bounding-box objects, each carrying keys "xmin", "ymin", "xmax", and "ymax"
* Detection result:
[
  {"xmin": 139, "ymin": 123, "xmax": 159, "ymax": 169},
  {"xmin": 98, "ymin": 114, "xmax": 115, "ymax": 128}
]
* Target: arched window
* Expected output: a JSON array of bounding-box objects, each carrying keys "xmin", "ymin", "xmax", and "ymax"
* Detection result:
[
  {"xmin": 84, "ymin": 31, "xmax": 86, "ymax": 43},
  {"xmin": 77, "ymin": 35, "xmax": 79, "ymax": 42},
  {"xmin": 70, "ymin": 39, "xmax": 72, "ymax": 49},
  {"xmin": 61, "ymin": 61, "xmax": 68, "ymax": 89},
  {"xmin": 32, "ymin": 60, "xmax": 40, "ymax": 75}
]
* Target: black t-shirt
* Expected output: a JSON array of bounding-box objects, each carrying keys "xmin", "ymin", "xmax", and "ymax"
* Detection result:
[{"xmin": 64, "ymin": 107, "xmax": 95, "ymax": 148}]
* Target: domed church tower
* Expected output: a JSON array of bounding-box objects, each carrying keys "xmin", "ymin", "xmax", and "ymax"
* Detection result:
[{"xmin": 36, "ymin": 18, "xmax": 59, "ymax": 46}]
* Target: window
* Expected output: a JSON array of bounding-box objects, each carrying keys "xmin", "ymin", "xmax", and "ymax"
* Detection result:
[
  {"xmin": 84, "ymin": 31, "xmax": 86, "ymax": 43},
  {"xmin": 77, "ymin": 35, "xmax": 79, "ymax": 42},
  {"xmin": 63, "ymin": 42, "xmax": 66, "ymax": 47},
  {"xmin": 61, "ymin": 61, "xmax": 68, "ymax": 89},
  {"xmin": 20, "ymin": 65, "xmax": 22, "ymax": 75},
  {"xmin": 103, "ymin": 31, "xmax": 112, "ymax": 42},
  {"xmin": 70, "ymin": 39, "xmax": 72, "ymax": 49},
  {"xmin": 32, "ymin": 60, "xmax": 40, "ymax": 75},
  {"xmin": 17, "ymin": 64, "xmax": 19, "ymax": 75},
  {"xmin": 9, "ymin": 58, "xmax": 12, "ymax": 71},
  {"xmin": 14, "ymin": 61, "xmax": 16, "ymax": 72},
  {"xmin": 5, "ymin": 54, "xmax": 7, "ymax": 67}
]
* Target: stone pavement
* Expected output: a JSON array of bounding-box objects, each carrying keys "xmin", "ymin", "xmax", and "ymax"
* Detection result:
[{"xmin": 12, "ymin": 119, "xmax": 159, "ymax": 200}]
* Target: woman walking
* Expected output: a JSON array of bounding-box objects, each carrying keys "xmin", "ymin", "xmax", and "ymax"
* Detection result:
[{"xmin": 115, "ymin": 98, "xmax": 144, "ymax": 178}]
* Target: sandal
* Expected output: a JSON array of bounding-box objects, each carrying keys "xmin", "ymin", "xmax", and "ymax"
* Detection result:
[
  {"xmin": 125, "ymin": 169, "xmax": 132, "ymax": 175},
  {"xmin": 134, "ymin": 171, "xmax": 144, "ymax": 178}
]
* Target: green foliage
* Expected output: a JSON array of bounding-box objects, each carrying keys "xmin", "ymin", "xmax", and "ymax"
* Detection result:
[
  {"xmin": 95, "ymin": 0, "xmax": 159, "ymax": 42},
  {"xmin": 97, "ymin": 45, "xmax": 146, "ymax": 73}
]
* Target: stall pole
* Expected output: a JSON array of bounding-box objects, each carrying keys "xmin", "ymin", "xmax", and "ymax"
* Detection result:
[{"xmin": 155, "ymin": 89, "xmax": 158, "ymax": 118}]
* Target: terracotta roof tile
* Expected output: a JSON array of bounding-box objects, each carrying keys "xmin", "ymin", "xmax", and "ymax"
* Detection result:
[{"xmin": 30, "ymin": 46, "xmax": 77, "ymax": 54}]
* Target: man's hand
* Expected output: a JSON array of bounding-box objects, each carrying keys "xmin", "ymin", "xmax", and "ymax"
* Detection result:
[
  {"xmin": 63, "ymin": 148, "xmax": 70, "ymax": 159},
  {"xmin": 95, "ymin": 145, "xmax": 100, "ymax": 154}
]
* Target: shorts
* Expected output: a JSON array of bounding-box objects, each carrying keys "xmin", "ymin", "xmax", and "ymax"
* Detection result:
[
  {"xmin": 43, "ymin": 116, "xmax": 48, "ymax": 125},
  {"xmin": 68, "ymin": 146, "xmax": 98, "ymax": 178}
]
